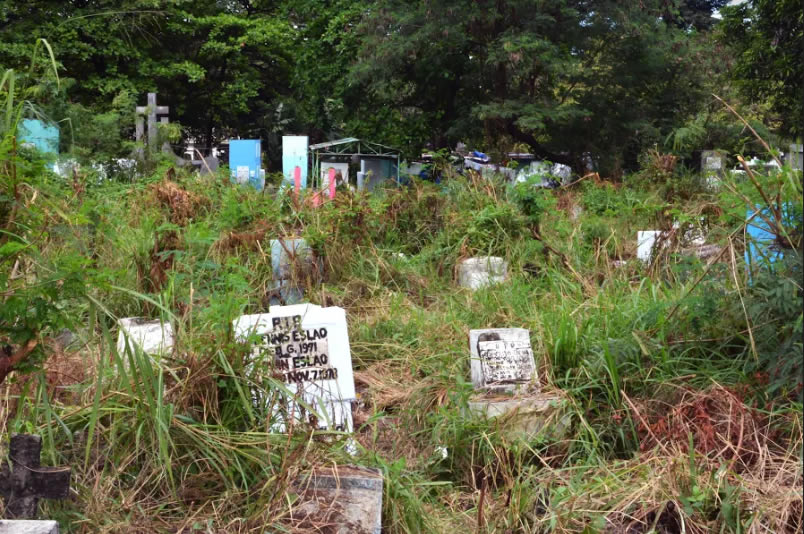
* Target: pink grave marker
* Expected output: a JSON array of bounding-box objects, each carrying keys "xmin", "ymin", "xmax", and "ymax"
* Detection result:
[
  {"xmin": 328, "ymin": 167, "xmax": 336, "ymax": 199},
  {"xmin": 293, "ymin": 166, "xmax": 301, "ymax": 196}
]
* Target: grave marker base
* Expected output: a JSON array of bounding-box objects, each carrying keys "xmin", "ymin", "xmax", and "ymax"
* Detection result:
[
  {"xmin": 291, "ymin": 465, "xmax": 382, "ymax": 534},
  {"xmin": 467, "ymin": 391, "xmax": 570, "ymax": 440}
]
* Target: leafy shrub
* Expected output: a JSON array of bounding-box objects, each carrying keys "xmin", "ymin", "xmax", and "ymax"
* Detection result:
[{"xmin": 511, "ymin": 176, "xmax": 554, "ymax": 231}]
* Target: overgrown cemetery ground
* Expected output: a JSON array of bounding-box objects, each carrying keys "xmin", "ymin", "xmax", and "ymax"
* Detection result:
[{"xmin": 1, "ymin": 146, "xmax": 801, "ymax": 532}]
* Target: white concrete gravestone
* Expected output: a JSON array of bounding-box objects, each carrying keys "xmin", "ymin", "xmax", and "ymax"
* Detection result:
[
  {"xmin": 232, "ymin": 304, "xmax": 356, "ymax": 432},
  {"xmin": 291, "ymin": 466, "xmax": 383, "ymax": 534},
  {"xmin": 0, "ymin": 521, "xmax": 58, "ymax": 534},
  {"xmin": 116, "ymin": 318, "xmax": 173, "ymax": 356},
  {"xmin": 470, "ymin": 328, "xmax": 537, "ymax": 394},
  {"xmin": 458, "ymin": 257, "xmax": 508, "ymax": 290},
  {"xmin": 701, "ymin": 150, "xmax": 726, "ymax": 190},
  {"xmin": 637, "ymin": 231, "xmax": 661, "ymax": 263}
]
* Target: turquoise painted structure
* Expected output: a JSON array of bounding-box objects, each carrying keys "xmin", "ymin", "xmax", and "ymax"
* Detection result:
[
  {"xmin": 745, "ymin": 203, "xmax": 797, "ymax": 277},
  {"xmin": 229, "ymin": 139, "xmax": 264, "ymax": 190},
  {"xmin": 18, "ymin": 119, "xmax": 59, "ymax": 155},
  {"xmin": 282, "ymin": 136, "xmax": 308, "ymax": 189}
]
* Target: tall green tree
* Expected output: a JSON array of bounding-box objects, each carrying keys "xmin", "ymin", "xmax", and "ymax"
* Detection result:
[
  {"xmin": 0, "ymin": 0, "xmax": 293, "ymax": 156},
  {"xmin": 719, "ymin": 0, "xmax": 804, "ymax": 139},
  {"xmin": 348, "ymin": 0, "xmax": 717, "ymax": 173}
]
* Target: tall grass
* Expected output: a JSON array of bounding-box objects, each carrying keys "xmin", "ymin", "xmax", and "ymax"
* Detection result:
[{"xmin": 1, "ymin": 116, "xmax": 801, "ymax": 532}]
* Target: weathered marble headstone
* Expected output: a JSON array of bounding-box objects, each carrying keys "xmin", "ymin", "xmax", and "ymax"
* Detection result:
[
  {"xmin": 290, "ymin": 466, "xmax": 382, "ymax": 534},
  {"xmin": 789, "ymin": 143, "xmax": 803, "ymax": 171},
  {"xmin": 116, "ymin": 318, "xmax": 174, "ymax": 356},
  {"xmin": 270, "ymin": 238, "xmax": 318, "ymax": 305},
  {"xmin": 232, "ymin": 304, "xmax": 356, "ymax": 432},
  {"xmin": 458, "ymin": 257, "xmax": 508, "ymax": 289},
  {"xmin": 465, "ymin": 330, "xmax": 568, "ymax": 439},
  {"xmin": 0, "ymin": 436, "xmax": 70, "ymax": 519},
  {"xmin": 469, "ymin": 328, "xmax": 537, "ymax": 394},
  {"xmin": 0, "ymin": 521, "xmax": 59, "ymax": 534},
  {"xmin": 701, "ymin": 150, "xmax": 726, "ymax": 190}
]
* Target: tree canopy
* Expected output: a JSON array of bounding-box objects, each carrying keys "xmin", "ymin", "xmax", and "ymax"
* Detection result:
[{"xmin": 0, "ymin": 0, "xmax": 797, "ymax": 170}]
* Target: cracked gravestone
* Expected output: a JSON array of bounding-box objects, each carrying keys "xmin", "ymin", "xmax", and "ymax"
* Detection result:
[{"xmin": 0, "ymin": 435, "xmax": 70, "ymax": 519}]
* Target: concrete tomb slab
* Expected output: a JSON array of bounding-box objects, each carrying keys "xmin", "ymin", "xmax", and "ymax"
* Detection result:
[
  {"xmin": 458, "ymin": 257, "xmax": 508, "ymax": 289},
  {"xmin": 290, "ymin": 466, "xmax": 382, "ymax": 534},
  {"xmin": 466, "ymin": 329, "xmax": 569, "ymax": 439},
  {"xmin": 637, "ymin": 231, "xmax": 661, "ymax": 263},
  {"xmin": 0, "ymin": 521, "xmax": 59, "ymax": 534},
  {"xmin": 788, "ymin": 143, "xmax": 802, "ymax": 171},
  {"xmin": 116, "ymin": 317, "xmax": 174, "ymax": 356}
]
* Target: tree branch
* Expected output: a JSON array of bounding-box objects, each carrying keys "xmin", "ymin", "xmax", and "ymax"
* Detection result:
[{"xmin": 0, "ymin": 338, "xmax": 39, "ymax": 385}]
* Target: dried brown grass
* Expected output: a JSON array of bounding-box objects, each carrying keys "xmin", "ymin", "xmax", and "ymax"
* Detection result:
[{"xmin": 148, "ymin": 175, "xmax": 206, "ymax": 226}]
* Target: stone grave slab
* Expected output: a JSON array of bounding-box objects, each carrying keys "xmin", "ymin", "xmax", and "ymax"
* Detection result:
[
  {"xmin": 290, "ymin": 466, "xmax": 382, "ymax": 534},
  {"xmin": 116, "ymin": 317, "xmax": 173, "ymax": 356},
  {"xmin": 232, "ymin": 304, "xmax": 356, "ymax": 432},
  {"xmin": 458, "ymin": 257, "xmax": 508, "ymax": 290},
  {"xmin": 469, "ymin": 328, "xmax": 537, "ymax": 393},
  {"xmin": 0, "ymin": 521, "xmax": 58, "ymax": 534}
]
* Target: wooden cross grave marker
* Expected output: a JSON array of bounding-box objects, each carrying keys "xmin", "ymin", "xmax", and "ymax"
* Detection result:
[{"xmin": 0, "ymin": 435, "xmax": 71, "ymax": 519}]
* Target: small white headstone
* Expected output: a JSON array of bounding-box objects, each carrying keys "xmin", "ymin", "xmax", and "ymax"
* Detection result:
[
  {"xmin": 116, "ymin": 317, "xmax": 173, "ymax": 356},
  {"xmin": 0, "ymin": 521, "xmax": 59, "ymax": 534},
  {"xmin": 232, "ymin": 304, "xmax": 356, "ymax": 432},
  {"xmin": 637, "ymin": 231, "xmax": 661, "ymax": 263},
  {"xmin": 701, "ymin": 150, "xmax": 726, "ymax": 190},
  {"xmin": 458, "ymin": 257, "xmax": 508, "ymax": 289},
  {"xmin": 469, "ymin": 328, "xmax": 537, "ymax": 393}
]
